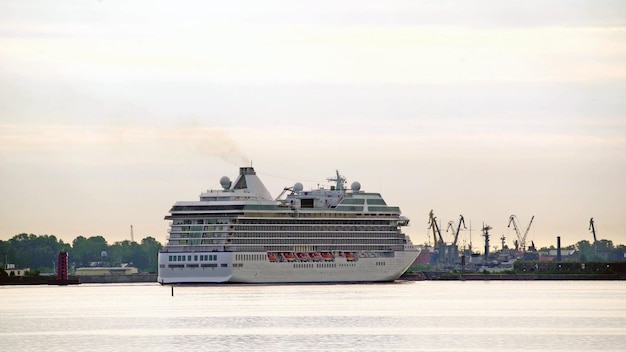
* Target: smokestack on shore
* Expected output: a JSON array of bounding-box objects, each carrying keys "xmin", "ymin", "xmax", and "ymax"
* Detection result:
[{"xmin": 557, "ymin": 236, "xmax": 562, "ymax": 262}]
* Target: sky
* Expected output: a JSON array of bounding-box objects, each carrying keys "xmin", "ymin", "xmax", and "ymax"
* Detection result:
[{"xmin": 1, "ymin": 0, "xmax": 625, "ymax": 251}]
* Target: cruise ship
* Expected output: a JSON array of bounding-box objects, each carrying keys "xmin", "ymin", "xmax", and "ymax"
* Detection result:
[{"xmin": 157, "ymin": 167, "xmax": 419, "ymax": 284}]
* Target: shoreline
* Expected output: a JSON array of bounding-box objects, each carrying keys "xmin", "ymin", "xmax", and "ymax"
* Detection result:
[
  {"xmin": 3, "ymin": 272, "xmax": 626, "ymax": 285},
  {"xmin": 400, "ymin": 272, "xmax": 626, "ymax": 281},
  {"xmin": 0, "ymin": 273, "xmax": 157, "ymax": 285}
]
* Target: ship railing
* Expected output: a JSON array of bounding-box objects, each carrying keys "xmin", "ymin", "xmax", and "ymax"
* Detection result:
[{"xmin": 162, "ymin": 245, "xmax": 224, "ymax": 253}]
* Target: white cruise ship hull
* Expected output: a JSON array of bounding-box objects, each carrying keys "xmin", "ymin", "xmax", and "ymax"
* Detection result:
[
  {"xmin": 158, "ymin": 166, "xmax": 420, "ymax": 285},
  {"xmin": 158, "ymin": 250, "xmax": 419, "ymax": 284}
]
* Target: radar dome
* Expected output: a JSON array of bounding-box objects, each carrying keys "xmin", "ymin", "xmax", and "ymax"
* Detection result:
[
  {"xmin": 293, "ymin": 182, "xmax": 303, "ymax": 193},
  {"xmin": 101, "ymin": 251, "xmax": 108, "ymax": 258},
  {"xmin": 220, "ymin": 176, "xmax": 231, "ymax": 190},
  {"xmin": 351, "ymin": 181, "xmax": 361, "ymax": 192}
]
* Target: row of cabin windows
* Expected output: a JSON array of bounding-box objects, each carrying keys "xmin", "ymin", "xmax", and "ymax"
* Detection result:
[
  {"xmin": 166, "ymin": 263, "xmax": 227, "ymax": 268},
  {"xmin": 172, "ymin": 232, "xmax": 223, "ymax": 238},
  {"xmin": 246, "ymin": 212, "xmax": 398, "ymax": 218},
  {"xmin": 173, "ymin": 226, "xmax": 225, "ymax": 231},
  {"xmin": 168, "ymin": 254, "xmax": 217, "ymax": 262},
  {"xmin": 175, "ymin": 240, "xmax": 222, "ymax": 245},
  {"xmin": 229, "ymin": 232, "xmax": 401, "ymax": 239},
  {"xmin": 229, "ymin": 238, "xmax": 401, "ymax": 245},
  {"xmin": 233, "ymin": 225, "xmax": 396, "ymax": 231},
  {"xmin": 237, "ymin": 219, "xmax": 394, "ymax": 225},
  {"xmin": 260, "ymin": 245, "xmax": 403, "ymax": 252},
  {"xmin": 338, "ymin": 198, "xmax": 387, "ymax": 205},
  {"xmin": 170, "ymin": 217, "xmax": 399, "ymax": 229},
  {"xmin": 173, "ymin": 219, "xmax": 229, "ymax": 225}
]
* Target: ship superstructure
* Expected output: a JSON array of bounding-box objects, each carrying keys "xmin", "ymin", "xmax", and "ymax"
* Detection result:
[{"xmin": 157, "ymin": 166, "xmax": 418, "ymax": 284}]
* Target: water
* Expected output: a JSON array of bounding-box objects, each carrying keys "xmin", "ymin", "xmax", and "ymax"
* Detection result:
[{"xmin": 1, "ymin": 281, "xmax": 625, "ymax": 351}]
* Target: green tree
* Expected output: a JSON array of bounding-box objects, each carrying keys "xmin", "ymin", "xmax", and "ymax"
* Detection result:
[
  {"xmin": 108, "ymin": 240, "xmax": 142, "ymax": 267},
  {"xmin": 140, "ymin": 237, "xmax": 162, "ymax": 273},
  {"xmin": 71, "ymin": 236, "xmax": 108, "ymax": 267},
  {"xmin": 576, "ymin": 240, "xmax": 594, "ymax": 261},
  {"xmin": 595, "ymin": 239, "xmax": 614, "ymax": 253},
  {"xmin": 4, "ymin": 233, "xmax": 70, "ymax": 272},
  {"xmin": 106, "ymin": 237, "xmax": 162, "ymax": 272}
]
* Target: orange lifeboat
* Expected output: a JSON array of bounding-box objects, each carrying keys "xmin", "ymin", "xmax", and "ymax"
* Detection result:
[
  {"xmin": 297, "ymin": 253, "xmax": 308, "ymax": 261},
  {"xmin": 283, "ymin": 252, "xmax": 296, "ymax": 261},
  {"xmin": 267, "ymin": 253, "xmax": 277, "ymax": 262},
  {"xmin": 309, "ymin": 252, "xmax": 321, "ymax": 261},
  {"xmin": 321, "ymin": 252, "xmax": 334, "ymax": 261},
  {"xmin": 345, "ymin": 252, "xmax": 355, "ymax": 261}
]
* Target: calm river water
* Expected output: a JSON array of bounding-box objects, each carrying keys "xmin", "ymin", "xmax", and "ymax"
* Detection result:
[{"xmin": 1, "ymin": 281, "xmax": 625, "ymax": 351}]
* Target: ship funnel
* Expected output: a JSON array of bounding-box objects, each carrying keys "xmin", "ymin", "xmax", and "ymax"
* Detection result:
[{"xmin": 231, "ymin": 166, "xmax": 273, "ymax": 200}]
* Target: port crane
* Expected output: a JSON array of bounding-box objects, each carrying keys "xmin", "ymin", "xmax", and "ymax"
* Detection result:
[
  {"xmin": 428, "ymin": 210, "xmax": 451, "ymax": 267},
  {"xmin": 446, "ymin": 215, "xmax": 466, "ymax": 247},
  {"xmin": 589, "ymin": 217, "xmax": 598, "ymax": 253},
  {"xmin": 508, "ymin": 214, "xmax": 534, "ymax": 252},
  {"xmin": 589, "ymin": 217, "xmax": 597, "ymax": 243},
  {"xmin": 428, "ymin": 209, "xmax": 444, "ymax": 246},
  {"xmin": 445, "ymin": 215, "xmax": 466, "ymax": 268}
]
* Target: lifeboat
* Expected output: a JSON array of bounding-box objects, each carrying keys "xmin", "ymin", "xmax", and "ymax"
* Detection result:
[
  {"xmin": 309, "ymin": 252, "xmax": 321, "ymax": 261},
  {"xmin": 267, "ymin": 253, "xmax": 277, "ymax": 262},
  {"xmin": 345, "ymin": 252, "xmax": 356, "ymax": 261},
  {"xmin": 283, "ymin": 252, "xmax": 296, "ymax": 261},
  {"xmin": 321, "ymin": 252, "xmax": 334, "ymax": 261},
  {"xmin": 297, "ymin": 253, "xmax": 308, "ymax": 261}
]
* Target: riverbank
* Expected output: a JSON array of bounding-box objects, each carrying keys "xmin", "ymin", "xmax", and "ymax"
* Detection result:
[
  {"xmin": 400, "ymin": 272, "xmax": 626, "ymax": 281},
  {"xmin": 0, "ymin": 273, "xmax": 157, "ymax": 285},
  {"xmin": 0, "ymin": 275, "xmax": 80, "ymax": 285},
  {"xmin": 4, "ymin": 272, "xmax": 625, "ymax": 285},
  {"xmin": 77, "ymin": 273, "xmax": 157, "ymax": 283}
]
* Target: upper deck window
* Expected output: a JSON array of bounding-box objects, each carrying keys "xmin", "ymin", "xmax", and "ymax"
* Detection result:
[{"xmin": 301, "ymin": 199, "xmax": 314, "ymax": 208}]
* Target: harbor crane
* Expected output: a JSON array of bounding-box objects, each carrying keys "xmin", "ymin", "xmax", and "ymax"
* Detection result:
[
  {"xmin": 589, "ymin": 217, "xmax": 597, "ymax": 243},
  {"xmin": 589, "ymin": 217, "xmax": 598, "ymax": 253},
  {"xmin": 428, "ymin": 210, "xmax": 445, "ymax": 246},
  {"xmin": 446, "ymin": 215, "xmax": 466, "ymax": 247},
  {"xmin": 445, "ymin": 215, "xmax": 466, "ymax": 268},
  {"xmin": 508, "ymin": 214, "xmax": 534, "ymax": 252}
]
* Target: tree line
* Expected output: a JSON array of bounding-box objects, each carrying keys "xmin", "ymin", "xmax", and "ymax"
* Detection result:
[
  {"xmin": 541, "ymin": 239, "xmax": 626, "ymax": 262},
  {"xmin": 0, "ymin": 233, "xmax": 163, "ymax": 274}
]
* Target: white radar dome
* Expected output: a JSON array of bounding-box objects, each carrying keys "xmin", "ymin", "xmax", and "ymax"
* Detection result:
[
  {"xmin": 220, "ymin": 176, "xmax": 232, "ymax": 190},
  {"xmin": 293, "ymin": 182, "xmax": 303, "ymax": 193},
  {"xmin": 101, "ymin": 251, "xmax": 108, "ymax": 258},
  {"xmin": 351, "ymin": 181, "xmax": 361, "ymax": 192}
]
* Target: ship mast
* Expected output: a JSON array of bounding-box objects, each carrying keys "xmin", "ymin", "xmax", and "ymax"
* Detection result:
[{"xmin": 327, "ymin": 170, "xmax": 346, "ymax": 190}]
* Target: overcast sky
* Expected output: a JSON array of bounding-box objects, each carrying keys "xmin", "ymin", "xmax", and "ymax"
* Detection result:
[{"xmin": 1, "ymin": 0, "xmax": 625, "ymax": 250}]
